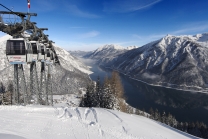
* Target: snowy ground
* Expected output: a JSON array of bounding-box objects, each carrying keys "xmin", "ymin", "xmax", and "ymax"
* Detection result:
[{"xmin": 0, "ymin": 105, "xmax": 199, "ymax": 139}]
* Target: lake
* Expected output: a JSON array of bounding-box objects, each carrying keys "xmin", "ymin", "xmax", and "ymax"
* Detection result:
[{"xmin": 81, "ymin": 58, "xmax": 208, "ymax": 125}]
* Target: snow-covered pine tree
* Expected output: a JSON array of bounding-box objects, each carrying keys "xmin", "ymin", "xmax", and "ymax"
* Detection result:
[
  {"xmin": 154, "ymin": 109, "xmax": 161, "ymax": 121},
  {"xmin": 95, "ymin": 76, "xmax": 102, "ymax": 107},
  {"xmin": 149, "ymin": 108, "xmax": 154, "ymax": 119},
  {"xmin": 79, "ymin": 82, "xmax": 95, "ymax": 107},
  {"xmin": 101, "ymin": 77, "xmax": 114, "ymax": 109},
  {"xmin": 80, "ymin": 71, "xmax": 127, "ymax": 112}
]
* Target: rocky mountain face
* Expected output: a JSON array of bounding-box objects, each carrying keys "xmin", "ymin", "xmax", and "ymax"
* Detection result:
[
  {"xmin": 84, "ymin": 44, "xmax": 127, "ymax": 60},
  {"xmin": 96, "ymin": 33, "xmax": 208, "ymax": 91},
  {"xmin": 0, "ymin": 35, "xmax": 91, "ymax": 94}
]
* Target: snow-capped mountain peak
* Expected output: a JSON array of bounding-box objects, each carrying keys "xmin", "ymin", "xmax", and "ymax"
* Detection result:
[
  {"xmin": 84, "ymin": 44, "xmax": 127, "ymax": 59},
  {"xmin": 96, "ymin": 44, "xmax": 125, "ymax": 51},
  {"xmin": 158, "ymin": 33, "xmax": 208, "ymax": 48},
  {"xmin": 126, "ymin": 46, "xmax": 138, "ymax": 50}
]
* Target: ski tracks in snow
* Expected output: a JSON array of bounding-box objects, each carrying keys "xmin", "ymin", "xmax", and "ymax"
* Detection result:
[
  {"xmin": 105, "ymin": 109, "xmax": 138, "ymax": 139},
  {"xmin": 56, "ymin": 107, "xmax": 106, "ymax": 138},
  {"xmin": 90, "ymin": 108, "xmax": 105, "ymax": 137},
  {"xmin": 56, "ymin": 107, "xmax": 139, "ymax": 139},
  {"xmin": 90, "ymin": 108, "xmax": 98, "ymax": 123},
  {"xmin": 57, "ymin": 106, "xmax": 78, "ymax": 139},
  {"xmin": 84, "ymin": 108, "xmax": 105, "ymax": 138}
]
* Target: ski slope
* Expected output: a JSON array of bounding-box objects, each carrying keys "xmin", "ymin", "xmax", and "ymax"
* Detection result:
[{"xmin": 0, "ymin": 105, "xmax": 199, "ymax": 139}]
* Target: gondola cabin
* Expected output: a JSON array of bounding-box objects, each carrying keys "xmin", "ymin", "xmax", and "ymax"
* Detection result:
[
  {"xmin": 30, "ymin": 41, "xmax": 38, "ymax": 61},
  {"xmin": 6, "ymin": 38, "xmax": 33, "ymax": 64},
  {"xmin": 38, "ymin": 44, "xmax": 45, "ymax": 62}
]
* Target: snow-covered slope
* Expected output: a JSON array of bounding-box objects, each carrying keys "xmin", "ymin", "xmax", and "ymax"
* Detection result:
[
  {"xmin": 69, "ymin": 50, "xmax": 92, "ymax": 58},
  {"xmin": 0, "ymin": 105, "xmax": 198, "ymax": 139},
  {"xmin": 99, "ymin": 33, "xmax": 208, "ymax": 91},
  {"xmin": 54, "ymin": 45, "xmax": 92, "ymax": 74},
  {"xmin": 84, "ymin": 44, "xmax": 127, "ymax": 60},
  {"xmin": 0, "ymin": 35, "xmax": 12, "ymax": 71},
  {"xmin": 0, "ymin": 35, "xmax": 91, "ymax": 94}
]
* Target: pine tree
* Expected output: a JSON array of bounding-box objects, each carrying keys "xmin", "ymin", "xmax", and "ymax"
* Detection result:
[
  {"xmin": 80, "ymin": 71, "xmax": 127, "ymax": 112},
  {"xmin": 149, "ymin": 108, "xmax": 154, "ymax": 119},
  {"xmin": 101, "ymin": 77, "xmax": 114, "ymax": 109},
  {"xmin": 154, "ymin": 109, "xmax": 160, "ymax": 121},
  {"xmin": 95, "ymin": 76, "xmax": 102, "ymax": 107},
  {"xmin": 141, "ymin": 108, "xmax": 145, "ymax": 116},
  {"xmin": 161, "ymin": 111, "xmax": 166, "ymax": 123},
  {"xmin": 109, "ymin": 71, "xmax": 126, "ymax": 111},
  {"xmin": 167, "ymin": 113, "xmax": 173, "ymax": 126},
  {"xmin": 135, "ymin": 108, "xmax": 140, "ymax": 115},
  {"xmin": 79, "ymin": 82, "xmax": 95, "ymax": 107},
  {"xmin": 184, "ymin": 122, "xmax": 189, "ymax": 132}
]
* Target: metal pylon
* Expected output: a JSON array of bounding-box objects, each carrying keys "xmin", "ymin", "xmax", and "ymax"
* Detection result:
[
  {"xmin": 13, "ymin": 64, "xmax": 27, "ymax": 105},
  {"xmin": 40, "ymin": 62, "xmax": 47, "ymax": 105},
  {"xmin": 30, "ymin": 61, "xmax": 40, "ymax": 104},
  {"xmin": 13, "ymin": 64, "xmax": 19, "ymax": 105},
  {"xmin": 18, "ymin": 64, "xmax": 27, "ymax": 105},
  {"xmin": 46, "ymin": 64, "xmax": 53, "ymax": 106}
]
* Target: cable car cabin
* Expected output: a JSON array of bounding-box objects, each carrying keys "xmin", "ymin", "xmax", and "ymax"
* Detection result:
[
  {"xmin": 38, "ymin": 44, "xmax": 45, "ymax": 62},
  {"xmin": 30, "ymin": 41, "xmax": 38, "ymax": 61},
  {"xmin": 45, "ymin": 48, "xmax": 52, "ymax": 64},
  {"xmin": 6, "ymin": 38, "xmax": 33, "ymax": 64}
]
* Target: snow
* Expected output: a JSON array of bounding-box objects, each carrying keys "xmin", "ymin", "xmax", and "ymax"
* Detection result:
[
  {"xmin": 0, "ymin": 105, "xmax": 199, "ymax": 139},
  {"xmin": 0, "ymin": 34, "xmax": 12, "ymax": 42},
  {"xmin": 53, "ymin": 44, "xmax": 92, "ymax": 74},
  {"xmin": 158, "ymin": 33, "xmax": 208, "ymax": 48},
  {"xmin": 126, "ymin": 46, "xmax": 138, "ymax": 50},
  {"xmin": 97, "ymin": 44, "xmax": 125, "ymax": 51}
]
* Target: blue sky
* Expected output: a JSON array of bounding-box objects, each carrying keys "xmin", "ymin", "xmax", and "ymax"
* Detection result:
[{"xmin": 0, "ymin": 0, "xmax": 208, "ymax": 51}]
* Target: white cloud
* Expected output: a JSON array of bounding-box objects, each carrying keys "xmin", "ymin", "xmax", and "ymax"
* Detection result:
[
  {"xmin": 135, "ymin": 21, "xmax": 208, "ymax": 45},
  {"xmin": 33, "ymin": 0, "xmax": 57, "ymax": 12},
  {"xmin": 132, "ymin": 34, "xmax": 142, "ymax": 39},
  {"xmin": 79, "ymin": 31, "xmax": 100, "ymax": 39},
  {"xmin": 171, "ymin": 22, "xmax": 208, "ymax": 35},
  {"xmin": 103, "ymin": 0, "xmax": 162, "ymax": 13},
  {"xmin": 66, "ymin": 4, "xmax": 100, "ymax": 18}
]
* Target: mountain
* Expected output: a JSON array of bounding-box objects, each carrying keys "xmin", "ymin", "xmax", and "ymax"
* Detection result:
[
  {"xmin": 0, "ymin": 105, "xmax": 198, "ymax": 139},
  {"xmin": 68, "ymin": 50, "xmax": 92, "ymax": 58},
  {"xmin": 0, "ymin": 35, "xmax": 91, "ymax": 95},
  {"xmin": 126, "ymin": 45, "xmax": 138, "ymax": 50},
  {"xmin": 98, "ymin": 33, "xmax": 208, "ymax": 91},
  {"xmin": 84, "ymin": 44, "xmax": 127, "ymax": 60}
]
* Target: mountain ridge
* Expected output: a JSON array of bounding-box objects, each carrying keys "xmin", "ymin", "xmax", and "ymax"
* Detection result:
[
  {"xmin": 84, "ymin": 44, "xmax": 127, "ymax": 61},
  {"xmin": 90, "ymin": 33, "xmax": 208, "ymax": 91}
]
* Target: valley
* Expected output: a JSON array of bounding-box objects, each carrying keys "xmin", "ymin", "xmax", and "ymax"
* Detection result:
[{"xmin": 79, "ymin": 56, "xmax": 208, "ymax": 126}]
